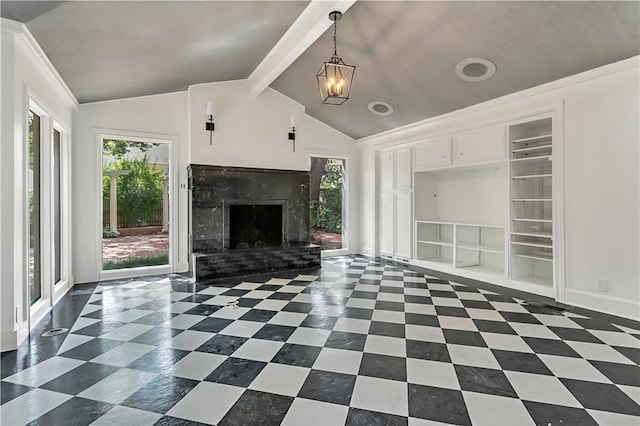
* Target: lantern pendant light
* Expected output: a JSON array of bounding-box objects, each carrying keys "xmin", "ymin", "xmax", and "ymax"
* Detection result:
[{"xmin": 316, "ymin": 11, "xmax": 355, "ymax": 105}]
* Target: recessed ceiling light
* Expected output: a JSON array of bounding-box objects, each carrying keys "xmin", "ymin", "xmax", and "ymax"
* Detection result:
[
  {"xmin": 455, "ymin": 57, "xmax": 496, "ymax": 82},
  {"xmin": 368, "ymin": 101, "xmax": 394, "ymax": 116}
]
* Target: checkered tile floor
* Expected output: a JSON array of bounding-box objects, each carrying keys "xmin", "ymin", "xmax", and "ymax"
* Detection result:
[{"xmin": 2, "ymin": 256, "xmax": 639, "ymax": 425}]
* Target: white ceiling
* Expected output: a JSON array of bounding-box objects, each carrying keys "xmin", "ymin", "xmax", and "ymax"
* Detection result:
[{"xmin": 2, "ymin": 1, "xmax": 639, "ymax": 139}]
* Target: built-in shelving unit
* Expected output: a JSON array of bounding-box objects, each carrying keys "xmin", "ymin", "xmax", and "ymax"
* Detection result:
[
  {"xmin": 415, "ymin": 221, "xmax": 505, "ymax": 277},
  {"xmin": 509, "ymin": 117, "xmax": 554, "ymax": 287}
]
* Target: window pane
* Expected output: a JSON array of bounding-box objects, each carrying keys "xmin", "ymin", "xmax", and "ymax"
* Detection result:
[
  {"xmin": 53, "ymin": 129, "xmax": 61, "ymax": 283},
  {"xmin": 29, "ymin": 111, "xmax": 41, "ymax": 304},
  {"xmin": 310, "ymin": 157, "xmax": 345, "ymax": 250}
]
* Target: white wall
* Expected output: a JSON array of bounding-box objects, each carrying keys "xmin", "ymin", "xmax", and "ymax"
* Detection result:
[
  {"xmin": 1, "ymin": 19, "xmax": 77, "ymax": 351},
  {"xmin": 73, "ymin": 92, "xmax": 189, "ymax": 283},
  {"xmin": 72, "ymin": 80, "xmax": 358, "ymax": 283},
  {"xmin": 358, "ymin": 57, "xmax": 640, "ymax": 320}
]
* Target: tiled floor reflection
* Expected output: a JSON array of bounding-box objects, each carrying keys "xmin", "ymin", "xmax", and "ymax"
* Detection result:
[{"xmin": 1, "ymin": 256, "xmax": 639, "ymax": 425}]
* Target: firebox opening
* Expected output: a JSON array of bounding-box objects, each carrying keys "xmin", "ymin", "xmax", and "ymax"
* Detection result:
[{"xmin": 229, "ymin": 204, "xmax": 283, "ymax": 249}]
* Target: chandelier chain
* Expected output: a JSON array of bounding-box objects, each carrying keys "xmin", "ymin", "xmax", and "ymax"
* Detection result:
[{"xmin": 333, "ymin": 20, "xmax": 338, "ymax": 58}]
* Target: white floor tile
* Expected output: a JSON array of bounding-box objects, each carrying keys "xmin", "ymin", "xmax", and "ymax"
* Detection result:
[
  {"xmin": 70, "ymin": 317, "xmax": 100, "ymax": 332},
  {"xmin": 0, "ymin": 388, "xmax": 72, "ymax": 425},
  {"xmin": 364, "ymin": 335, "xmax": 406, "ymax": 357},
  {"xmin": 447, "ymin": 344, "xmax": 500, "ymax": 369},
  {"xmin": 232, "ymin": 339, "xmax": 284, "ymax": 362},
  {"xmin": 162, "ymin": 314, "xmax": 206, "ymax": 330},
  {"xmin": 204, "ymin": 295, "xmax": 243, "ymax": 306},
  {"xmin": 266, "ymin": 278, "xmax": 292, "ymax": 285},
  {"xmin": 78, "ymin": 368, "xmax": 158, "ymax": 404},
  {"xmin": 112, "ymin": 309, "xmax": 151, "ymax": 323},
  {"xmin": 456, "ymin": 292, "xmax": 488, "ymax": 301},
  {"xmin": 587, "ymin": 410, "xmax": 640, "ymax": 426},
  {"xmin": 56, "ymin": 334, "xmax": 95, "ymax": 355},
  {"xmin": 170, "ymin": 301, "xmax": 199, "ymax": 314},
  {"xmin": 463, "ymin": 391, "xmax": 534, "ymax": 426},
  {"xmin": 80, "ymin": 304, "xmax": 102, "ymax": 316},
  {"xmin": 510, "ymin": 323, "xmax": 559, "ymax": 339},
  {"xmin": 91, "ymin": 342, "xmax": 155, "ymax": 367},
  {"xmin": 100, "ymin": 323, "xmax": 154, "ymax": 341},
  {"xmin": 465, "ymin": 308, "xmax": 504, "ymax": 321},
  {"xmin": 408, "ymin": 417, "xmax": 454, "ymax": 425},
  {"xmin": 346, "ymin": 298, "xmax": 376, "ymax": 309},
  {"xmin": 242, "ymin": 290, "xmax": 275, "ymax": 299},
  {"xmin": 619, "ymin": 385, "xmax": 640, "ymax": 406},
  {"xmin": 166, "ymin": 382, "xmax": 244, "ymax": 424},
  {"xmin": 291, "ymin": 293, "xmax": 314, "ymax": 303},
  {"xmin": 481, "ymin": 332, "xmax": 533, "ymax": 353},
  {"xmin": 253, "ymin": 299, "xmax": 289, "ymax": 311},
  {"xmin": 405, "ymin": 325, "xmax": 445, "ymax": 343},
  {"xmin": 332, "ymin": 318, "xmax": 371, "ymax": 334},
  {"xmin": 532, "ymin": 314, "xmax": 581, "ymax": 328},
  {"xmin": 209, "ymin": 306, "xmax": 251, "ymax": 319},
  {"xmin": 313, "ymin": 347, "xmax": 363, "ymax": 375},
  {"xmin": 170, "ymin": 330, "xmax": 214, "ymax": 351},
  {"xmin": 490, "ymin": 302, "xmax": 529, "ymax": 313},
  {"xmin": 234, "ymin": 282, "xmax": 263, "ymax": 290},
  {"xmin": 588, "ymin": 330, "xmax": 640, "ymax": 348},
  {"xmin": 282, "ymin": 398, "xmax": 349, "ymax": 426},
  {"xmin": 196, "ymin": 286, "xmax": 228, "ymax": 295},
  {"xmin": 4, "ymin": 356, "xmax": 84, "ymax": 387},
  {"xmin": 437, "ymin": 316, "xmax": 477, "ymax": 331},
  {"xmin": 278, "ymin": 285, "xmax": 306, "ymax": 294},
  {"xmin": 427, "ymin": 283, "xmax": 453, "ymax": 291},
  {"xmin": 350, "ymin": 376, "xmax": 408, "ymax": 416},
  {"xmin": 249, "ymin": 363, "xmax": 310, "ymax": 396},
  {"xmin": 372, "ymin": 310, "xmax": 405, "ymax": 324},
  {"xmin": 407, "ymin": 359, "xmax": 460, "ymax": 390},
  {"xmin": 269, "ymin": 311, "xmax": 307, "ymax": 327},
  {"xmin": 218, "ymin": 320, "xmax": 264, "ymax": 338},
  {"xmin": 377, "ymin": 292, "xmax": 405, "ymax": 303},
  {"xmin": 170, "ymin": 352, "xmax": 227, "ymax": 380},
  {"xmin": 404, "ymin": 303, "xmax": 437, "ymax": 315},
  {"xmin": 539, "ymin": 354, "xmax": 610, "ymax": 383},
  {"xmin": 295, "ymin": 274, "xmax": 318, "ymax": 281},
  {"xmin": 505, "ymin": 371, "xmax": 581, "ymax": 407},
  {"xmin": 431, "ymin": 297, "xmax": 463, "ymax": 308},
  {"xmin": 567, "ymin": 341, "xmax": 635, "ymax": 364},
  {"xmin": 354, "ymin": 284, "xmax": 380, "ymax": 292},
  {"xmin": 287, "ymin": 328, "xmax": 331, "ymax": 347},
  {"xmin": 169, "ymin": 292, "xmax": 193, "ymax": 302},
  {"xmin": 404, "ymin": 288, "xmax": 430, "ymax": 297},
  {"xmin": 90, "ymin": 405, "xmax": 162, "ymax": 426},
  {"xmin": 310, "ymin": 305, "xmax": 345, "ymax": 317}
]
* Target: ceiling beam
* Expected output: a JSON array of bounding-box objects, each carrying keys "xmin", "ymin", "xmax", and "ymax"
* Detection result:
[{"xmin": 247, "ymin": 0, "xmax": 357, "ymax": 98}]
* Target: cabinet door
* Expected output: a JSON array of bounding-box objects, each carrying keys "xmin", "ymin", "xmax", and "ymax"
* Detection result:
[
  {"xmin": 379, "ymin": 152, "xmax": 395, "ymax": 191},
  {"xmin": 453, "ymin": 126, "xmax": 506, "ymax": 165},
  {"xmin": 379, "ymin": 192, "xmax": 395, "ymax": 255},
  {"xmin": 395, "ymin": 191, "xmax": 413, "ymax": 259},
  {"xmin": 414, "ymin": 137, "xmax": 451, "ymax": 170},
  {"xmin": 395, "ymin": 148, "xmax": 412, "ymax": 190}
]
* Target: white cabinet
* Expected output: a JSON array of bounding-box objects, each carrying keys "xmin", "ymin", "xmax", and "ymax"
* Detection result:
[
  {"xmin": 414, "ymin": 137, "xmax": 451, "ymax": 170},
  {"xmin": 395, "ymin": 148, "xmax": 412, "ymax": 190},
  {"xmin": 452, "ymin": 126, "xmax": 506, "ymax": 165},
  {"xmin": 395, "ymin": 191, "xmax": 413, "ymax": 259},
  {"xmin": 378, "ymin": 148, "xmax": 413, "ymax": 260},
  {"xmin": 379, "ymin": 192, "xmax": 395, "ymax": 256}
]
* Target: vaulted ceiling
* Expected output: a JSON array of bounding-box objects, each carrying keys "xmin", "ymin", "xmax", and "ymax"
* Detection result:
[{"xmin": 2, "ymin": 1, "xmax": 639, "ymax": 139}]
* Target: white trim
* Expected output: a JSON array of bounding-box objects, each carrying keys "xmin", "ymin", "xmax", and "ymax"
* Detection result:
[
  {"xmin": 80, "ymin": 89, "xmax": 187, "ymax": 107},
  {"xmin": 100, "ymin": 265, "xmax": 172, "ymax": 281},
  {"xmin": 565, "ymin": 288, "xmax": 640, "ymax": 322},
  {"xmin": 2, "ymin": 18, "xmax": 78, "ymax": 108},
  {"xmin": 357, "ymin": 56, "xmax": 639, "ymax": 147}
]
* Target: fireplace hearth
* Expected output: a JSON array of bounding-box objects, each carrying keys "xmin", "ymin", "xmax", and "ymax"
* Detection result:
[{"xmin": 188, "ymin": 165, "xmax": 320, "ymax": 281}]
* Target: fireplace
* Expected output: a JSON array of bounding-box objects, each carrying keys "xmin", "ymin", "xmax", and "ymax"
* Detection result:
[
  {"xmin": 188, "ymin": 165, "xmax": 320, "ymax": 281},
  {"xmin": 229, "ymin": 204, "xmax": 283, "ymax": 249}
]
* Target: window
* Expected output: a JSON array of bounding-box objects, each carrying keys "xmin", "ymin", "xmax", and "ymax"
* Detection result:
[
  {"xmin": 28, "ymin": 111, "xmax": 42, "ymax": 305},
  {"xmin": 310, "ymin": 157, "xmax": 346, "ymax": 250}
]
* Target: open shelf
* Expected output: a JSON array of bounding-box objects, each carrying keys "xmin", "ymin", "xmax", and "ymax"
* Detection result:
[
  {"xmin": 515, "ymin": 253, "xmax": 552, "ymax": 262},
  {"xmin": 512, "ymin": 134, "xmax": 552, "ymax": 144},
  {"xmin": 457, "ymin": 243, "xmax": 504, "ymax": 254},
  {"xmin": 511, "ymin": 174, "xmax": 552, "ymax": 180},
  {"xmin": 511, "ymin": 231, "xmax": 552, "ymax": 238},
  {"xmin": 512, "ymin": 218, "xmax": 552, "ymax": 223},
  {"xmin": 416, "ymin": 239, "xmax": 453, "ymax": 246},
  {"xmin": 512, "ymin": 240, "xmax": 552, "ymax": 248},
  {"xmin": 512, "ymin": 199, "xmax": 552, "ymax": 202},
  {"xmin": 510, "ymin": 155, "xmax": 552, "ymax": 163}
]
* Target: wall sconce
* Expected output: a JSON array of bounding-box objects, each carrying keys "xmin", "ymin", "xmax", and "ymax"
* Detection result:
[
  {"xmin": 288, "ymin": 115, "xmax": 296, "ymax": 152},
  {"xmin": 206, "ymin": 101, "xmax": 215, "ymax": 145}
]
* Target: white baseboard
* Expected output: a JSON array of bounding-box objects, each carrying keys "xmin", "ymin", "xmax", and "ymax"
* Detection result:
[
  {"xmin": 176, "ymin": 262, "xmax": 189, "ymax": 273},
  {"xmin": 1, "ymin": 321, "xmax": 29, "ymax": 353},
  {"xmin": 564, "ymin": 289, "xmax": 640, "ymax": 322}
]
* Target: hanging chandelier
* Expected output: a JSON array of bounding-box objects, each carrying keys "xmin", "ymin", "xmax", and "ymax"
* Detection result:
[{"xmin": 316, "ymin": 11, "xmax": 355, "ymax": 105}]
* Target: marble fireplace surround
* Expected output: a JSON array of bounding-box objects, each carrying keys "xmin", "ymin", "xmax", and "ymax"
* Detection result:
[{"xmin": 188, "ymin": 164, "xmax": 320, "ymax": 281}]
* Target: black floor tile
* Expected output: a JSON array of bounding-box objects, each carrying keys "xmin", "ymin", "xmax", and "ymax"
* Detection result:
[
  {"xmin": 561, "ymin": 378, "xmax": 640, "ymax": 416},
  {"xmin": 461, "ymin": 300, "xmax": 495, "ymax": 310},
  {"xmin": 443, "ymin": 329, "xmax": 487, "ymax": 347},
  {"xmin": 483, "ymin": 294, "xmax": 516, "ymax": 303},
  {"xmin": 267, "ymin": 292, "xmax": 296, "ymax": 301},
  {"xmin": 454, "ymin": 365, "xmax": 518, "ymax": 398},
  {"xmin": 58, "ymin": 338, "xmax": 123, "ymax": 361},
  {"xmin": 183, "ymin": 304, "xmax": 221, "ymax": 316},
  {"xmin": 499, "ymin": 312, "xmax": 542, "ymax": 324},
  {"xmin": 178, "ymin": 294, "xmax": 214, "ymax": 304},
  {"xmin": 40, "ymin": 362, "xmax": 119, "ymax": 395},
  {"xmin": 132, "ymin": 311, "xmax": 175, "ymax": 326},
  {"xmin": 324, "ymin": 331, "xmax": 367, "ymax": 352},
  {"xmin": 195, "ymin": 335, "xmax": 247, "ymax": 355},
  {"xmin": 359, "ymin": 353, "xmax": 407, "ymax": 382},
  {"xmin": 204, "ymin": 356, "xmax": 266, "ymax": 387},
  {"xmin": 300, "ymin": 314, "xmax": 338, "ymax": 330},
  {"xmin": 130, "ymin": 327, "xmax": 183, "ymax": 345},
  {"xmin": 122, "ymin": 375, "xmax": 198, "ymax": 414},
  {"xmin": 429, "ymin": 290, "xmax": 457, "ymax": 298},
  {"xmin": 239, "ymin": 309, "xmax": 277, "ymax": 323},
  {"xmin": 27, "ymin": 397, "xmax": 113, "ymax": 426},
  {"xmin": 126, "ymin": 347, "xmax": 190, "ymax": 373},
  {"xmin": 369, "ymin": 321, "xmax": 405, "ymax": 338},
  {"xmin": 403, "ymin": 295, "xmax": 431, "ymax": 305},
  {"xmin": 342, "ymin": 307, "xmax": 374, "ymax": 320},
  {"xmin": 0, "ymin": 381, "xmax": 32, "ymax": 405},
  {"xmin": 297, "ymin": 369, "xmax": 356, "ymax": 405},
  {"xmin": 523, "ymin": 337, "xmax": 581, "ymax": 358},
  {"xmin": 435, "ymin": 306, "xmax": 469, "ymax": 318},
  {"xmin": 614, "ymin": 345, "xmax": 640, "ymax": 364},
  {"xmin": 406, "ymin": 340, "xmax": 451, "ymax": 363},
  {"xmin": 491, "ymin": 349, "xmax": 553, "ymax": 375},
  {"xmin": 523, "ymin": 401, "xmax": 598, "ymax": 426},
  {"xmin": 272, "ymin": 343, "xmax": 321, "ymax": 367},
  {"xmin": 282, "ymin": 302, "xmax": 314, "ymax": 314},
  {"xmin": 221, "ymin": 289, "xmax": 250, "ymax": 297},
  {"xmin": 350, "ymin": 290, "xmax": 379, "ymax": 300},
  {"xmin": 153, "ymin": 416, "xmax": 211, "ymax": 426},
  {"xmin": 590, "ymin": 360, "xmax": 640, "ymax": 387},
  {"xmin": 188, "ymin": 317, "xmax": 233, "ymax": 333},
  {"xmin": 405, "ymin": 313, "xmax": 439, "ymax": 327},
  {"xmin": 374, "ymin": 301, "xmax": 405, "ymax": 312},
  {"xmin": 570, "ymin": 318, "xmax": 622, "ymax": 332},
  {"xmin": 252, "ymin": 324, "xmax": 296, "ymax": 342},
  {"xmin": 473, "ymin": 319, "xmax": 515, "ymax": 334},
  {"xmin": 379, "ymin": 286, "xmax": 404, "ymax": 294},
  {"xmin": 71, "ymin": 320, "xmax": 128, "ymax": 337},
  {"xmin": 219, "ymin": 390, "xmax": 293, "ymax": 426},
  {"xmin": 408, "ymin": 383, "xmax": 471, "ymax": 425},
  {"xmin": 345, "ymin": 407, "xmax": 408, "ymax": 426}
]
